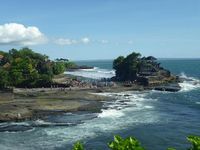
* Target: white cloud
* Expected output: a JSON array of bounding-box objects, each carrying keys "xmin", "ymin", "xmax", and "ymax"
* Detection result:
[
  {"xmin": 55, "ymin": 37, "xmax": 90, "ymax": 45},
  {"xmin": 0, "ymin": 23, "xmax": 47, "ymax": 46},
  {"xmin": 81, "ymin": 37, "xmax": 90, "ymax": 44},
  {"xmin": 101, "ymin": 40, "xmax": 109, "ymax": 44},
  {"xmin": 55, "ymin": 38, "xmax": 77, "ymax": 45}
]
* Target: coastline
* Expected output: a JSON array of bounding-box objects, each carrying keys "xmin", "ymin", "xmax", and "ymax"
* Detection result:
[
  {"xmin": 0, "ymin": 82, "xmax": 147, "ymax": 122},
  {"xmin": 0, "ymin": 81, "xmax": 178, "ymax": 122},
  {"xmin": 0, "ymin": 70, "xmax": 181, "ymax": 122}
]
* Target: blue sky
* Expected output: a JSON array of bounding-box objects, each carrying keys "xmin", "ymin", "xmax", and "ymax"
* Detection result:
[{"xmin": 0, "ymin": 0, "xmax": 200, "ymax": 60}]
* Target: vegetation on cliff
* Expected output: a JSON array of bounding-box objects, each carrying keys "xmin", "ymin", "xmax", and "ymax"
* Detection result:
[
  {"xmin": 113, "ymin": 52, "xmax": 172, "ymax": 86},
  {"xmin": 113, "ymin": 52, "xmax": 141, "ymax": 81},
  {"xmin": 0, "ymin": 48, "xmax": 74, "ymax": 88}
]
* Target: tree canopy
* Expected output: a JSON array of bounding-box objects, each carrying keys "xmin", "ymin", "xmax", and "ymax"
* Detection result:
[
  {"xmin": 113, "ymin": 52, "xmax": 141, "ymax": 81},
  {"xmin": 113, "ymin": 52, "xmax": 172, "ymax": 86},
  {"xmin": 0, "ymin": 48, "xmax": 73, "ymax": 89}
]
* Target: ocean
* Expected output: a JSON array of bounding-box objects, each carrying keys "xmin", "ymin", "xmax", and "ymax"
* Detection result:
[{"xmin": 0, "ymin": 59, "xmax": 200, "ymax": 150}]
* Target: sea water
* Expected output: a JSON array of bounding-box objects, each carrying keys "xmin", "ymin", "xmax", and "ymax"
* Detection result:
[{"xmin": 0, "ymin": 59, "xmax": 200, "ymax": 150}]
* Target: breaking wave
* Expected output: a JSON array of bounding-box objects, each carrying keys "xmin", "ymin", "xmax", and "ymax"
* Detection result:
[
  {"xmin": 64, "ymin": 67, "xmax": 115, "ymax": 80},
  {"xmin": 42, "ymin": 91, "xmax": 159, "ymax": 146},
  {"xmin": 179, "ymin": 73, "xmax": 200, "ymax": 92}
]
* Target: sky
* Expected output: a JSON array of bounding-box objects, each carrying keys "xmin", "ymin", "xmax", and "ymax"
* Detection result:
[{"xmin": 0, "ymin": 0, "xmax": 200, "ymax": 60}]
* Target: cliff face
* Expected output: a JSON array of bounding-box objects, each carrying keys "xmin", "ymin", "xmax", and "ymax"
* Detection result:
[{"xmin": 137, "ymin": 58, "xmax": 173, "ymax": 86}]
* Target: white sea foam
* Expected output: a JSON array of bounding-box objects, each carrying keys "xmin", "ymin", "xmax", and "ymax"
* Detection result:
[
  {"xmin": 43, "ymin": 91, "xmax": 158, "ymax": 145},
  {"xmin": 34, "ymin": 119, "xmax": 51, "ymax": 125},
  {"xmin": 196, "ymin": 102, "xmax": 200, "ymax": 105},
  {"xmin": 144, "ymin": 105, "xmax": 154, "ymax": 109},
  {"xmin": 98, "ymin": 109, "xmax": 125, "ymax": 118},
  {"xmin": 6, "ymin": 121, "xmax": 30, "ymax": 126},
  {"xmin": 179, "ymin": 73, "xmax": 200, "ymax": 92},
  {"xmin": 97, "ymin": 92, "xmax": 155, "ymax": 119},
  {"xmin": 0, "ymin": 122, "xmax": 30, "ymax": 127},
  {"xmin": 64, "ymin": 67, "xmax": 115, "ymax": 80}
]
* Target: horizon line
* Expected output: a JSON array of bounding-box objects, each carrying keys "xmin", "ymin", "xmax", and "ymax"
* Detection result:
[{"xmin": 73, "ymin": 57, "xmax": 200, "ymax": 61}]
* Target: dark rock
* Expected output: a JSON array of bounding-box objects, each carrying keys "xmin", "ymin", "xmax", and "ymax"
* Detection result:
[
  {"xmin": 124, "ymin": 94, "xmax": 131, "ymax": 97},
  {"xmin": 159, "ymin": 69, "xmax": 171, "ymax": 77},
  {"xmin": 123, "ymin": 83, "xmax": 132, "ymax": 87},
  {"xmin": 137, "ymin": 76, "xmax": 148, "ymax": 86},
  {"xmin": 96, "ymin": 89, "xmax": 104, "ymax": 93},
  {"xmin": 0, "ymin": 124, "xmax": 33, "ymax": 132},
  {"xmin": 154, "ymin": 83, "xmax": 181, "ymax": 92}
]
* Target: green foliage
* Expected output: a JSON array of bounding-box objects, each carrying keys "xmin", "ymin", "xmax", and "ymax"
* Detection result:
[
  {"xmin": 64, "ymin": 61, "xmax": 77, "ymax": 69},
  {"xmin": 113, "ymin": 52, "xmax": 141, "ymax": 81},
  {"xmin": 71, "ymin": 135, "xmax": 200, "ymax": 150},
  {"xmin": 37, "ymin": 61, "xmax": 53, "ymax": 77},
  {"xmin": 0, "ymin": 48, "xmax": 75, "ymax": 88},
  {"xmin": 53, "ymin": 62, "xmax": 65, "ymax": 75},
  {"xmin": 0, "ymin": 68, "xmax": 8, "ymax": 88},
  {"xmin": 113, "ymin": 56, "xmax": 125, "ymax": 81},
  {"xmin": 113, "ymin": 56, "xmax": 124, "ymax": 70},
  {"xmin": 72, "ymin": 141, "xmax": 84, "ymax": 150},
  {"xmin": 187, "ymin": 135, "xmax": 200, "ymax": 150},
  {"xmin": 35, "ymin": 74, "xmax": 52, "ymax": 87},
  {"xmin": 55, "ymin": 58, "xmax": 76, "ymax": 69},
  {"xmin": 108, "ymin": 135, "xmax": 145, "ymax": 150},
  {"xmin": 9, "ymin": 69, "xmax": 24, "ymax": 86},
  {"xmin": 167, "ymin": 148, "xmax": 176, "ymax": 150}
]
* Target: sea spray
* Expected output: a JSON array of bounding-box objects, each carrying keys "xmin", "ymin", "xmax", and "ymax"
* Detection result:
[
  {"xmin": 65, "ymin": 67, "xmax": 115, "ymax": 80},
  {"xmin": 179, "ymin": 72, "xmax": 200, "ymax": 92}
]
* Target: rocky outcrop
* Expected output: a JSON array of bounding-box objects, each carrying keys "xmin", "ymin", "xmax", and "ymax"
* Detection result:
[
  {"xmin": 154, "ymin": 83, "xmax": 181, "ymax": 92},
  {"xmin": 113, "ymin": 52, "xmax": 181, "ymax": 91}
]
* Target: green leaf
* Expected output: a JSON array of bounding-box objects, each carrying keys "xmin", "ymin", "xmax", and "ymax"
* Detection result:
[
  {"xmin": 108, "ymin": 135, "xmax": 145, "ymax": 150},
  {"xmin": 187, "ymin": 135, "xmax": 200, "ymax": 150},
  {"xmin": 167, "ymin": 148, "xmax": 176, "ymax": 150},
  {"xmin": 72, "ymin": 141, "xmax": 84, "ymax": 150}
]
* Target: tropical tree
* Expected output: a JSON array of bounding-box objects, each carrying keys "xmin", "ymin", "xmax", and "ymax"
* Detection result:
[
  {"xmin": 53, "ymin": 62, "xmax": 66, "ymax": 75},
  {"xmin": 0, "ymin": 48, "xmax": 77, "ymax": 88},
  {"xmin": 0, "ymin": 68, "xmax": 8, "ymax": 88},
  {"xmin": 113, "ymin": 56, "xmax": 125, "ymax": 81},
  {"xmin": 113, "ymin": 52, "xmax": 141, "ymax": 81}
]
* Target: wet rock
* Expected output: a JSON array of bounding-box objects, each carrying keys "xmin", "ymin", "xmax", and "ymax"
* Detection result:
[
  {"xmin": 124, "ymin": 94, "xmax": 131, "ymax": 97},
  {"xmin": 154, "ymin": 83, "xmax": 181, "ymax": 92},
  {"xmin": 0, "ymin": 124, "xmax": 33, "ymax": 132}
]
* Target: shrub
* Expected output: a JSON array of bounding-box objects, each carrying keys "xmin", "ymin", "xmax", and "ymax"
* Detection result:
[
  {"xmin": 71, "ymin": 135, "xmax": 200, "ymax": 150},
  {"xmin": 108, "ymin": 135, "xmax": 145, "ymax": 150},
  {"xmin": 72, "ymin": 141, "xmax": 84, "ymax": 150},
  {"xmin": 187, "ymin": 135, "xmax": 200, "ymax": 150}
]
